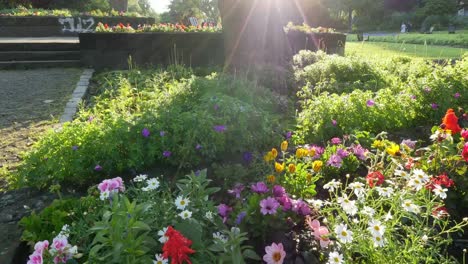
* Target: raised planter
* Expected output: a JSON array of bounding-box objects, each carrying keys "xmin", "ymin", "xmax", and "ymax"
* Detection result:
[
  {"xmin": 79, "ymin": 32, "xmax": 224, "ymax": 70},
  {"xmin": 0, "ymin": 16, "xmax": 154, "ymax": 37},
  {"xmin": 286, "ymin": 31, "xmax": 346, "ymax": 56}
]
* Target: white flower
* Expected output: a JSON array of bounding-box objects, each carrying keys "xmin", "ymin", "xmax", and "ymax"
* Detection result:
[
  {"xmin": 327, "ymin": 251, "xmax": 344, "ymax": 264},
  {"xmin": 408, "ymin": 177, "xmax": 424, "ymax": 191},
  {"xmin": 432, "ymin": 184, "xmax": 447, "ymax": 199},
  {"xmin": 394, "ymin": 169, "xmax": 410, "ymax": 179},
  {"xmin": 212, "ymin": 232, "xmax": 228, "ymax": 243},
  {"xmin": 421, "ymin": 235, "xmax": 429, "ymax": 244},
  {"xmin": 143, "ymin": 178, "xmax": 160, "ymax": 191},
  {"xmin": 205, "ymin": 211, "xmax": 214, "ymax": 220},
  {"xmin": 348, "ymin": 182, "xmax": 365, "ymax": 197},
  {"xmin": 375, "ymin": 187, "xmax": 394, "ymax": 198},
  {"xmin": 100, "ymin": 190, "xmax": 110, "ymax": 200},
  {"xmin": 362, "ymin": 206, "xmax": 375, "ymax": 217},
  {"xmin": 337, "ymin": 195, "xmax": 358, "ymax": 216},
  {"xmin": 153, "ymin": 253, "xmax": 168, "ymax": 264},
  {"xmin": 372, "ymin": 234, "xmax": 385, "ymax": 247},
  {"xmin": 179, "ymin": 210, "xmax": 192, "ymax": 219},
  {"xmin": 158, "ymin": 227, "xmax": 169, "ymax": 244},
  {"xmin": 367, "ymin": 219, "xmax": 385, "ymax": 236},
  {"xmin": 308, "ymin": 199, "xmax": 324, "ymax": 209},
  {"xmin": 384, "ymin": 211, "xmax": 393, "ymax": 221},
  {"xmin": 402, "ymin": 199, "xmax": 420, "ymax": 214},
  {"xmin": 133, "ymin": 174, "xmax": 147, "ymax": 182},
  {"xmin": 58, "ymin": 224, "xmax": 70, "ymax": 238},
  {"xmin": 175, "ymin": 196, "xmax": 190, "ymax": 210},
  {"xmin": 334, "ymin": 223, "xmax": 353, "ymax": 244},
  {"xmin": 324, "ymin": 179, "xmax": 342, "ymax": 192},
  {"xmin": 411, "ymin": 169, "xmax": 430, "ymax": 183}
]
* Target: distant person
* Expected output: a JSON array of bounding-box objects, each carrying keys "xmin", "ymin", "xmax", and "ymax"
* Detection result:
[
  {"xmin": 407, "ymin": 22, "xmax": 412, "ymax": 32},
  {"xmin": 401, "ymin": 23, "xmax": 407, "ymax": 33}
]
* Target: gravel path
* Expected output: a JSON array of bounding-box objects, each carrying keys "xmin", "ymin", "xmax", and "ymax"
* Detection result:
[{"xmin": 0, "ymin": 68, "xmax": 82, "ymax": 190}]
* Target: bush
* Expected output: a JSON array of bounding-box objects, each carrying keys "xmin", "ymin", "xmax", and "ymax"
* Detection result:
[{"xmin": 14, "ymin": 69, "xmax": 283, "ymax": 189}]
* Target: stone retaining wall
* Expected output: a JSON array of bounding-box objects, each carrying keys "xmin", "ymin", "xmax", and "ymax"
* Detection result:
[
  {"xmin": 79, "ymin": 32, "xmax": 224, "ymax": 70},
  {"xmin": 0, "ymin": 16, "xmax": 154, "ymax": 37}
]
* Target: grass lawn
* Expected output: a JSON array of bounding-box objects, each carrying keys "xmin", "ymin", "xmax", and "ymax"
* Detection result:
[
  {"xmin": 346, "ymin": 41, "xmax": 468, "ymax": 59},
  {"xmin": 346, "ymin": 30, "xmax": 468, "ymax": 48}
]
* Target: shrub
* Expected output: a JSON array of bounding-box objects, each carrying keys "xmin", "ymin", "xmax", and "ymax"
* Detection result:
[{"xmin": 14, "ymin": 69, "xmax": 283, "ymax": 189}]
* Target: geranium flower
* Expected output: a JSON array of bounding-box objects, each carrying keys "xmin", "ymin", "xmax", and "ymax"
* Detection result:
[
  {"xmin": 366, "ymin": 171, "xmax": 384, "ymax": 188},
  {"xmin": 263, "ymin": 242, "xmax": 286, "ymax": 264},
  {"xmin": 33, "ymin": 240, "xmax": 49, "ymax": 255},
  {"xmin": 432, "ymin": 206, "xmax": 449, "ymax": 219},
  {"xmin": 334, "ymin": 223, "xmax": 353, "ymax": 243},
  {"xmin": 463, "ymin": 142, "xmax": 468, "ymax": 162},
  {"xmin": 162, "ymin": 226, "xmax": 195, "ymax": 264},
  {"xmin": 442, "ymin": 109, "xmax": 462, "ymax": 134},
  {"xmin": 328, "ymin": 251, "xmax": 344, "ymax": 264},
  {"xmin": 175, "ymin": 196, "xmax": 190, "ymax": 210},
  {"xmin": 26, "ymin": 252, "xmax": 43, "ymax": 264},
  {"xmin": 260, "ymin": 197, "xmax": 280, "ymax": 215},
  {"xmin": 251, "ymin": 182, "xmax": 269, "ymax": 194}
]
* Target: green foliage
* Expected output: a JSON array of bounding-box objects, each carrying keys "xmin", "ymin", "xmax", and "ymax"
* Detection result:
[
  {"xmin": 14, "ymin": 68, "xmax": 282, "ymax": 190},
  {"xmin": 168, "ymin": 0, "xmax": 218, "ymax": 23},
  {"xmin": 294, "ymin": 52, "xmax": 468, "ymax": 143}
]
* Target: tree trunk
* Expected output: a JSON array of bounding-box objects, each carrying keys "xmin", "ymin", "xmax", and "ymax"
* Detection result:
[
  {"xmin": 110, "ymin": 0, "xmax": 128, "ymax": 12},
  {"xmin": 348, "ymin": 7, "xmax": 353, "ymax": 32}
]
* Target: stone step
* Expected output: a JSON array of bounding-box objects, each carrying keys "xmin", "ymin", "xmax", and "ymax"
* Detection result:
[
  {"xmin": 0, "ymin": 51, "xmax": 80, "ymax": 61},
  {"xmin": 0, "ymin": 42, "xmax": 79, "ymax": 52},
  {"xmin": 0, "ymin": 60, "xmax": 81, "ymax": 70}
]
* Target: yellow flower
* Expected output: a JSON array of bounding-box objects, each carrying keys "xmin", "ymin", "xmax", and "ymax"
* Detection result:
[
  {"xmin": 306, "ymin": 173, "xmax": 312, "ymax": 182},
  {"xmin": 308, "ymin": 148, "xmax": 316, "ymax": 157},
  {"xmin": 295, "ymin": 148, "xmax": 308, "ymax": 158},
  {"xmin": 271, "ymin": 148, "xmax": 278, "ymax": 158},
  {"xmin": 275, "ymin": 162, "xmax": 284, "ymax": 173},
  {"xmin": 288, "ymin": 163, "xmax": 296, "ymax": 173},
  {"xmin": 312, "ymin": 160, "xmax": 323, "ymax": 172},
  {"xmin": 372, "ymin": 140, "xmax": 385, "ymax": 149},
  {"xmin": 266, "ymin": 175, "xmax": 276, "ymax": 183},
  {"xmin": 263, "ymin": 152, "xmax": 274, "ymax": 162},
  {"xmin": 386, "ymin": 143, "xmax": 400, "ymax": 156},
  {"xmin": 281, "ymin": 141, "xmax": 288, "ymax": 152}
]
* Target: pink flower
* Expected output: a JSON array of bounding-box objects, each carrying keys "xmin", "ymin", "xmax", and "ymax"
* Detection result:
[
  {"xmin": 34, "ymin": 240, "xmax": 49, "ymax": 254},
  {"xmin": 461, "ymin": 129, "xmax": 468, "ymax": 141},
  {"xmin": 98, "ymin": 177, "xmax": 125, "ymax": 193},
  {"xmin": 263, "ymin": 242, "xmax": 286, "ymax": 264},
  {"xmin": 306, "ymin": 218, "xmax": 330, "ymax": 248},
  {"xmin": 51, "ymin": 236, "xmax": 68, "ymax": 251},
  {"xmin": 462, "ymin": 142, "xmax": 468, "ymax": 162},
  {"xmin": 27, "ymin": 252, "xmax": 43, "ymax": 264}
]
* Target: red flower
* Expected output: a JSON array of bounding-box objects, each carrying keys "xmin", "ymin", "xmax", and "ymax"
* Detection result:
[
  {"xmin": 366, "ymin": 171, "xmax": 384, "ymax": 188},
  {"xmin": 162, "ymin": 226, "xmax": 196, "ymax": 264},
  {"xmin": 463, "ymin": 142, "xmax": 468, "ymax": 162},
  {"xmin": 104, "ymin": 23, "xmax": 109, "ymax": 29},
  {"xmin": 442, "ymin": 109, "xmax": 462, "ymax": 134},
  {"xmin": 426, "ymin": 173, "xmax": 455, "ymax": 190},
  {"xmin": 432, "ymin": 206, "xmax": 449, "ymax": 219}
]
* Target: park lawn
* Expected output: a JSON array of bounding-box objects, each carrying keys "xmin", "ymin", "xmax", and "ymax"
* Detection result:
[
  {"xmin": 346, "ymin": 30, "xmax": 468, "ymax": 48},
  {"xmin": 346, "ymin": 41, "xmax": 468, "ymax": 59}
]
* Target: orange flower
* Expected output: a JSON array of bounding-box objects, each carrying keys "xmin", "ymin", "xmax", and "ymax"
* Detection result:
[
  {"xmin": 271, "ymin": 148, "xmax": 278, "ymax": 158},
  {"xmin": 288, "ymin": 164, "xmax": 296, "ymax": 173},
  {"xmin": 266, "ymin": 175, "xmax": 276, "ymax": 183},
  {"xmin": 442, "ymin": 109, "xmax": 462, "ymax": 134},
  {"xmin": 275, "ymin": 162, "xmax": 284, "ymax": 173}
]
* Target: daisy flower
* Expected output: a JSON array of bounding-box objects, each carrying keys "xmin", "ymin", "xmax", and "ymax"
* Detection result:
[
  {"xmin": 324, "ymin": 179, "xmax": 342, "ymax": 192},
  {"xmin": 142, "ymin": 178, "xmax": 160, "ymax": 191},
  {"xmin": 157, "ymin": 227, "xmax": 168, "ymax": 244},
  {"xmin": 153, "ymin": 254, "xmax": 168, "ymax": 264},
  {"xmin": 367, "ymin": 219, "xmax": 385, "ymax": 236},
  {"xmin": 432, "ymin": 184, "xmax": 447, "ymax": 199},
  {"xmin": 348, "ymin": 182, "xmax": 365, "ymax": 197},
  {"xmin": 402, "ymin": 199, "xmax": 420, "ymax": 214},
  {"xmin": 337, "ymin": 195, "xmax": 358, "ymax": 216},
  {"xmin": 179, "ymin": 210, "xmax": 192, "ymax": 219},
  {"xmin": 372, "ymin": 234, "xmax": 385, "ymax": 247},
  {"xmin": 327, "ymin": 251, "xmax": 344, "ymax": 264},
  {"xmin": 133, "ymin": 174, "xmax": 148, "ymax": 182},
  {"xmin": 175, "ymin": 196, "xmax": 190, "ymax": 210},
  {"xmin": 334, "ymin": 223, "xmax": 353, "ymax": 244}
]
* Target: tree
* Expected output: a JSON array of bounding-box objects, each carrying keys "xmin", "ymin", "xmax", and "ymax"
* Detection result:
[
  {"xmin": 419, "ymin": 0, "xmax": 458, "ymax": 16},
  {"xmin": 110, "ymin": 0, "xmax": 128, "ymax": 12},
  {"xmin": 168, "ymin": 0, "xmax": 218, "ymax": 24},
  {"xmin": 324, "ymin": 0, "xmax": 385, "ymax": 31}
]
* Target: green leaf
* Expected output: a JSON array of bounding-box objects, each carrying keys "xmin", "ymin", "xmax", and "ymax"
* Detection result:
[{"xmin": 242, "ymin": 249, "xmax": 261, "ymax": 260}]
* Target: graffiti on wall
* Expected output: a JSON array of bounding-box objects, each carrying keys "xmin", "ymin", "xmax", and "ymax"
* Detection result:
[{"xmin": 58, "ymin": 17, "xmax": 95, "ymax": 33}]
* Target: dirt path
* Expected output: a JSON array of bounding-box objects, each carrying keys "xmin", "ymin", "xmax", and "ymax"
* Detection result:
[{"xmin": 0, "ymin": 68, "xmax": 82, "ymax": 190}]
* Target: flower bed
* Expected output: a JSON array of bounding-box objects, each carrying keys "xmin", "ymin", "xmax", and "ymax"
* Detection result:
[
  {"xmin": 79, "ymin": 31, "xmax": 224, "ymax": 70},
  {"xmin": 0, "ymin": 15, "xmax": 154, "ymax": 37}
]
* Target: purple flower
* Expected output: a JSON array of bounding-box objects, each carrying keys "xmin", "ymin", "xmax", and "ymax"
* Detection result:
[
  {"xmin": 71, "ymin": 146, "xmax": 79, "ymax": 151},
  {"xmin": 366, "ymin": 100, "xmax": 375, "ymax": 107},
  {"xmin": 272, "ymin": 185, "xmax": 286, "ymax": 197},
  {"xmin": 213, "ymin": 125, "xmax": 227, "ymax": 132},
  {"xmin": 454, "ymin": 92, "xmax": 461, "ymax": 99},
  {"xmin": 352, "ymin": 144, "xmax": 368, "ymax": 160},
  {"xmin": 331, "ymin": 120, "xmax": 337, "ymax": 126},
  {"xmin": 336, "ymin": 148, "xmax": 349, "ymax": 158},
  {"xmin": 401, "ymin": 139, "xmax": 417, "ymax": 149},
  {"xmin": 243, "ymin": 151, "xmax": 253, "ymax": 164},
  {"xmin": 276, "ymin": 195, "xmax": 292, "ymax": 211},
  {"xmin": 251, "ymin": 182, "xmax": 269, "ymax": 194},
  {"xmin": 195, "ymin": 144, "xmax": 202, "ymax": 150},
  {"xmin": 94, "ymin": 165, "xmax": 102, "ymax": 171},
  {"xmin": 159, "ymin": 131, "xmax": 166, "ymax": 137},
  {"xmin": 309, "ymin": 145, "xmax": 324, "ymax": 159},
  {"xmin": 163, "ymin": 151, "xmax": 171, "ymax": 157},
  {"xmin": 410, "ymin": 95, "xmax": 417, "ymax": 100},
  {"xmin": 424, "ymin": 86, "xmax": 431, "ymax": 93},
  {"xmin": 228, "ymin": 183, "xmax": 245, "ymax": 199},
  {"xmin": 195, "ymin": 170, "xmax": 201, "ymax": 176},
  {"xmin": 260, "ymin": 197, "xmax": 280, "ymax": 215},
  {"xmin": 330, "ymin": 137, "xmax": 342, "ymax": 145},
  {"xmin": 88, "ymin": 116, "xmax": 94, "ymax": 122},
  {"xmin": 327, "ymin": 154, "xmax": 343, "ymax": 168},
  {"xmin": 214, "ymin": 104, "xmax": 219, "ymax": 111},
  {"xmin": 285, "ymin": 131, "xmax": 292, "ymax": 139},
  {"xmin": 218, "ymin": 204, "xmax": 232, "ymax": 222},
  {"xmin": 141, "ymin": 128, "xmax": 150, "ymax": 138},
  {"xmin": 431, "ymin": 103, "xmax": 439, "ymax": 109},
  {"xmin": 292, "ymin": 200, "xmax": 311, "ymax": 216},
  {"xmin": 235, "ymin": 211, "xmax": 247, "ymax": 225}
]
